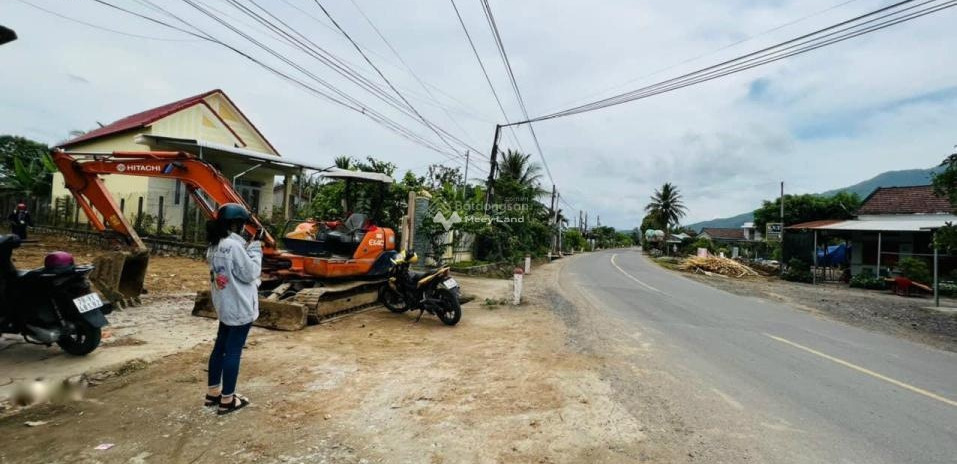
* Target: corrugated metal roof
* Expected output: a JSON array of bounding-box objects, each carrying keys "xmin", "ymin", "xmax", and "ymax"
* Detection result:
[
  {"xmin": 60, "ymin": 90, "xmax": 221, "ymax": 147},
  {"xmin": 59, "ymin": 89, "xmax": 280, "ymax": 156},
  {"xmin": 787, "ymin": 220, "xmax": 844, "ymax": 229},
  {"xmin": 787, "ymin": 217, "xmax": 957, "ymax": 232}
]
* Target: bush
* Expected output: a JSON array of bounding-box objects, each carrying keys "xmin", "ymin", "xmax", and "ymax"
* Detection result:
[
  {"xmin": 681, "ymin": 237, "xmax": 713, "ymax": 256},
  {"xmin": 938, "ymin": 282, "xmax": 957, "ymax": 296},
  {"xmin": 783, "ymin": 258, "xmax": 813, "ymax": 283},
  {"xmin": 850, "ymin": 270, "xmax": 886, "ymax": 290},
  {"xmin": 899, "ymin": 257, "xmax": 932, "ymax": 284}
]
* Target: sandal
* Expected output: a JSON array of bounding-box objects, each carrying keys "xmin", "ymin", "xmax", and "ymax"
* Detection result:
[
  {"xmin": 217, "ymin": 394, "xmax": 250, "ymax": 416},
  {"xmin": 204, "ymin": 394, "xmax": 221, "ymax": 408}
]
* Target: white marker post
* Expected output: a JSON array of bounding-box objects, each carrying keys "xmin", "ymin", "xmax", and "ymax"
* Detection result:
[
  {"xmin": 513, "ymin": 267, "xmax": 524, "ymax": 305},
  {"xmin": 524, "ymin": 255, "xmax": 531, "ymax": 275}
]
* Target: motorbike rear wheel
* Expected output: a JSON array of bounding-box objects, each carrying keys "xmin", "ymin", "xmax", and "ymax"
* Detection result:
[
  {"xmin": 434, "ymin": 288, "xmax": 461, "ymax": 326},
  {"xmin": 380, "ymin": 286, "xmax": 408, "ymax": 313},
  {"xmin": 56, "ymin": 319, "xmax": 101, "ymax": 356}
]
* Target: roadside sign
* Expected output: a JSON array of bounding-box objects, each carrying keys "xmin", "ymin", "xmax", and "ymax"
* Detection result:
[{"xmin": 766, "ymin": 223, "xmax": 783, "ymax": 241}]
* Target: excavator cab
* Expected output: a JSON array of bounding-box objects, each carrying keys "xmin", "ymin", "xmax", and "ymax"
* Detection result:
[{"xmin": 281, "ymin": 168, "xmax": 395, "ymax": 262}]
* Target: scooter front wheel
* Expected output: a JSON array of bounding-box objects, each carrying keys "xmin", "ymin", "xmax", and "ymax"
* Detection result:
[{"xmin": 434, "ymin": 288, "xmax": 462, "ymax": 326}]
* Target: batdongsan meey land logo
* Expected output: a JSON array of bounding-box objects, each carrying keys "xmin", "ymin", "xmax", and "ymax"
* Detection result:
[
  {"xmin": 429, "ymin": 199, "xmax": 529, "ymax": 231},
  {"xmin": 433, "ymin": 210, "xmax": 463, "ymax": 230}
]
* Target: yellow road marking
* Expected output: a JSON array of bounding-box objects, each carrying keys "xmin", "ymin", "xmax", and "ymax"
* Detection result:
[
  {"xmin": 610, "ymin": 254, "xmax": 662, "ymax": 293},
  {"xmin": 764, "ymin": 333, "xmax": 957, "ymax": 408}
]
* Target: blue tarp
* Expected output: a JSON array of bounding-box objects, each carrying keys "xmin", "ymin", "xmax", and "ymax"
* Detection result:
[{"xmin": 817, "ymin": 244, "xmax": 849, "ymax": 266}]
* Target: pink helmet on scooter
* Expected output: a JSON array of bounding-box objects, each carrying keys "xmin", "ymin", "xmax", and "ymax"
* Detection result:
[{"xmin": 44, "ymin": 251, "xmax": 75, "ymax": 270}]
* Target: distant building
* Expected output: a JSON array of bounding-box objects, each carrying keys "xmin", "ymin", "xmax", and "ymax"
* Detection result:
[
  {"xmin": 699, "ymin": 227, "xmax": 749, "ymax": 243},
  {"xmin": 788, "ymin": 185, "xmax": 957, "ymax": 277},
  {"xmin": 53, "ymin": 89, "xmax": 301, "ymax": 233},
  {"xmin": 741, "ymin": 222, "xmax": 763, "ymax": 241}
]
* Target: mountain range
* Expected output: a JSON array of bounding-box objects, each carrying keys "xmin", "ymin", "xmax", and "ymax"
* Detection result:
[{"xmin": 686, "ymin": 166, "xmax": 942, "ymax": 231}]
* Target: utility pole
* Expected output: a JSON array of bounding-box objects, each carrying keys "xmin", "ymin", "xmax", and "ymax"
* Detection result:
[
  {"xmin": 597, "ymin": 215, "xmax": 601, "ymax": 228},
  {"xmin": 780, "ymin": 181, "xmax": 785, "ymax": 276},
  {"xmin": 549, "ymin": 185, "xmax": 556, "ymax": 217},
  {"xmin": 579, "ymin": 210, "xmax": 583, "ymax": 233},
  {"xmin": 549, "ymin": 186, "xmax": 557, "ymax": 256},
  {"xmin": 462, "ymin": 150, "xmax": 469, "ymax": 192},
  {"xmin": 484, "ymin": 124, "xmax": 502, "ymax": 212}
]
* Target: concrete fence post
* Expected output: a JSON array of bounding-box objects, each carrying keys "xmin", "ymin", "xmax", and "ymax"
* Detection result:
[
  {"xmin": 524, "ymin": 255, "xmax": 531, "ymax": 275},
  {"xmin": 513, "ymin": 267, "xmax": 524, "ymax": 305}
]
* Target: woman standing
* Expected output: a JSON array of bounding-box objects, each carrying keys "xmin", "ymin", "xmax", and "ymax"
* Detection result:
[{"xmin": 203, "ymin": 203, "xmax": 262, "ymax": 415}]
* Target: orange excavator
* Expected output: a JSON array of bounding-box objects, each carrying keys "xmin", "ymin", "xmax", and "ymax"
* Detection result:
[{"xmin": 51, "ymin": 149, "xmax": 398, "ymax": 330}]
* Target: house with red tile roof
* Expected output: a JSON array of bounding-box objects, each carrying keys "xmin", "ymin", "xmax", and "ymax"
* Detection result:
[
  {"xmin": 52, "ymin": 90, "xmax": 301, "ymax": 236},
  {"xmin": 788, "ymin": 185, "xmax": 957, "ymax": 278}
]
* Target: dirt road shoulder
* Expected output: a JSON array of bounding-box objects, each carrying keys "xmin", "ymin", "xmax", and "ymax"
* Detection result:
[{"xmin": 0, "ymin": 261, "xmax": 650, "ymax": 463}]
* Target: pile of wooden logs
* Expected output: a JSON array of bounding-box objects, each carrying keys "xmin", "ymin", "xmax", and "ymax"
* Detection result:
[{"xmin": 679, "ymin": 256, "xmax": 760, "ymax": 278}]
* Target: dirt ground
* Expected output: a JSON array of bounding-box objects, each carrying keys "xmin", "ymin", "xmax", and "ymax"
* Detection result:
[
  {"xmin": 11, "ymin": 232, "xmax": 209, "ymax": 294},
  {"xmin": 682, "ymin": 271, "xmax": 957, "ymax": 353},
  {"xmin": 0, "ymin": 248, "xmax": 656, "ymax": 463}
]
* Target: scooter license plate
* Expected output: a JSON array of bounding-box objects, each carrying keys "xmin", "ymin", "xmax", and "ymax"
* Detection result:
[
  {"xmin": 73, "ymin": 293, "xmax": 104, "ymax": 314},
  {"xmin": 442, "ymin": 278, "xmax": 459, "ymax": 289}
]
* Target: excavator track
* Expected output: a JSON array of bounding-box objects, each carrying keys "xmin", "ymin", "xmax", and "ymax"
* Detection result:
[
  {"xmin": 290, "ymin": 280, "xmax": 385, "ymax": 324},
  {"xmin": 192, "ymin": 280, "xmax": 386, "ymax": 330}
]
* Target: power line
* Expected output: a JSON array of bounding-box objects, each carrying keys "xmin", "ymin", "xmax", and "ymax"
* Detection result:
[
  {"xmin": 93, "ymin": 0, "xmax": 470, "ymax": 162},
  {"xmin": 542, "ymin": 0, "xmax": 865, "ymax": 113},
  {"xmin": 513, "ymin": 0, "xmax": 956, "ymax": 124},
  {"xmin": 276, "ymin": 0, "xmax": 496, "ymax": 126},
  {"xmin": 311, "ymin": 1, "xmax": 467, "ymax": 159},
  {"xmin": 228, "ymin": 0, "xmax": 481, "ymax": 163},
  {"xmin": 16, "ymin": 0, "xmax": 196, "ymax": 41},
  {"xmin": 478, "ymin": 0, "xmax": 556, "ymax": 189},
  {"xmin": 347, "ymin": 0, "xmax": 483, "ymax": 156},
  {"xmin": 448, "ymin": 0, "xmax": 525, "ymax": 152},
  {"xmin": 177, "ymin": 0, "xmax": 473, "ymax": 163}
]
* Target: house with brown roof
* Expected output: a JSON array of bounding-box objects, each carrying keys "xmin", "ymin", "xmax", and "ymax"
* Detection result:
[
  {"xmin": 53, "ymin": 89, "xmax": 303, "ymax": 236},
  {"xmin": 788, "ymin": 185, "xmax": 957, "ymax": 277},
  {"xmin": 698, "ymin": 227, "xmax": 749, "ymax": 242}
]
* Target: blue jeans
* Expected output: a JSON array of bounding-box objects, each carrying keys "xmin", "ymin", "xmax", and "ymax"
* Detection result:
[{"xmin": 207, "ymin": 322, "xmax": 252, "ymax": 396}]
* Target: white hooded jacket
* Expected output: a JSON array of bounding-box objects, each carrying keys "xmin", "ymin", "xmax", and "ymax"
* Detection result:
[{"xmin": 207, "ymin": 233, "xmax": 262, "ymax": 326}]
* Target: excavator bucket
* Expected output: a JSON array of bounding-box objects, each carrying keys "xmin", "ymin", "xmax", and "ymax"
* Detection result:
[
  {"xmin": 90, "ymin": 251, "xmax": 150, "ymax": 307},
  {"xmin": 192, "ymin": 291, "xmax": 309, "ymax": 331}
]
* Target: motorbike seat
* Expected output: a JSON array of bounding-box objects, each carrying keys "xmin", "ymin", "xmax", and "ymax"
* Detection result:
[{"xmin": 408, "ymin": 270, "xmax": 439, "ymax": 285}]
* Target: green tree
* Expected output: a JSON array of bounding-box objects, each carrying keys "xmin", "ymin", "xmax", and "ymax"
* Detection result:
[
  {"xmin": 932, "ymin": 155, "xmax": 957, "ymax": 252},
  {"xmin": 0, "ymin": 135, "xmax": 55, "ymax": 199},
  {"xmin": 645, "ymin": 182, "xmax": 687, "ymax": 238},
  {"xmin": 752, "ymin": 192, "xmax": 861, "ymax": 232},
  {"xmin": 426, "ymin": 164, "xmax": 463, "ymax": 190},
  {"xmin": 563, "ymin": 229, "xmax": 587, "ymax": 251}
]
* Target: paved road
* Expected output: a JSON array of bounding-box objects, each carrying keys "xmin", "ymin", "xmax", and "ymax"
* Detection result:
[{"xmin": 562, "ymin": 250, "xmax": 957, "ymax": 463}]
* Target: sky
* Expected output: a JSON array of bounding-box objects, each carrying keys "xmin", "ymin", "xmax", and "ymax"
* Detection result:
[{"xmin": 2, "ymin": 0, "xmax": 957, "ymax": 228}]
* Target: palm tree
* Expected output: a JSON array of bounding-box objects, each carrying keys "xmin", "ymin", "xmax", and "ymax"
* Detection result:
[
  {"xmin": 645, "ymin": 182, "xmax": 687, "ymax": 238},
  {"xmin": 334, "ymin": 156, "xmax": 352, "ymax": 170},
  {"xmin": 497, "ymin": 150, "xmax": 542, "ymax": 186}
]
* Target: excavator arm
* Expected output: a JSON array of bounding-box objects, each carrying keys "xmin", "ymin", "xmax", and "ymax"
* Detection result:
[
  {"xmin": 52, "ymin": 150, "xmax": 277, "ymax": 249},
  {"xmin": 51, "ymin": 149, "xmax": 278, "ymax": 304}
]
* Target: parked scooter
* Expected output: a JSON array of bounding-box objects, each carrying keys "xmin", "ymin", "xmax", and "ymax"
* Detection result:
[
  {"xmin": 0, "ymin": 235, "xmax": 111, "ymax": 355},
  {"xmin": 379, "ymin": 250, "xmax": 461, "ymax": 326}
]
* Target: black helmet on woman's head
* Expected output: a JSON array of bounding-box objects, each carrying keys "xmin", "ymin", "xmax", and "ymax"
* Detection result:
[{"xmin": 216, "ymin": 203, "xmax": 251, "ymax": 222}]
